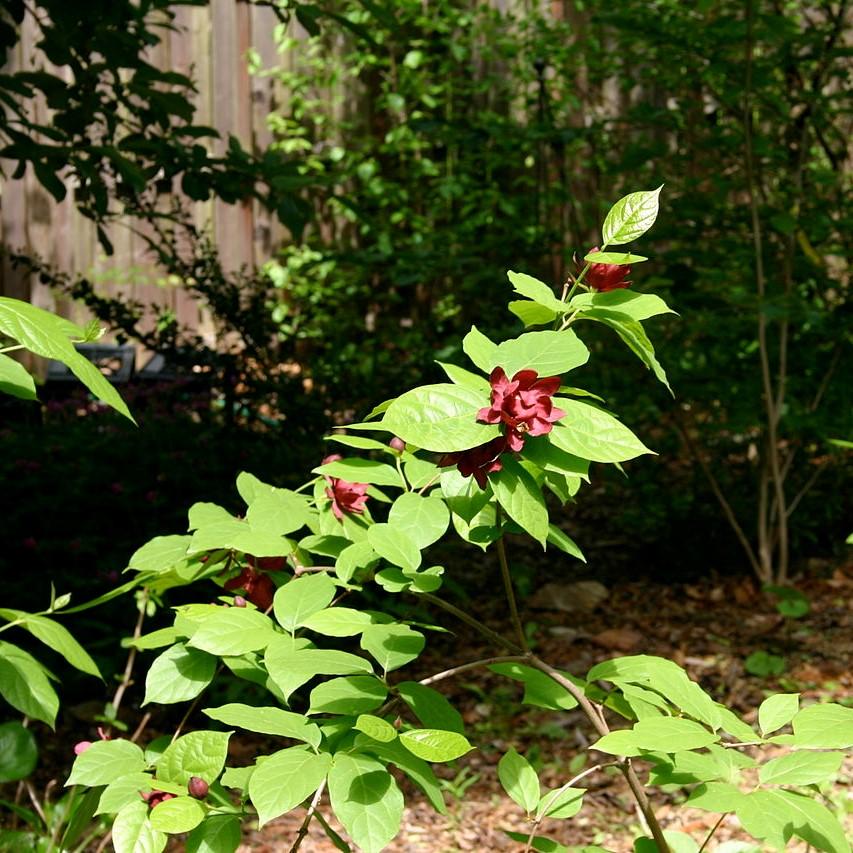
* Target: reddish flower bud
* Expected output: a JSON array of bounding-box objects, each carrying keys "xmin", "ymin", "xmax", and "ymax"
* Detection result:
[
  {"xmin": 233, "ymin": 595, "xmax": 247, "ymax": 607},
  {"xmin": 141, "ymin": 790, "xmax": 176, "ymax": 808},
  {"xmin": 583, "ymin": 247, "xmax": 632, "ymax": 292},
  {"xmin": 389, "ymin": 437, "xmax": 406, "ymax": 453},
  {"xmin": 188, "ymin": 776, "xmax": 209, "ymax": 799},
  {"xmin": 74, "ymin": 741, "xmax": 92, "ymax": 755}
]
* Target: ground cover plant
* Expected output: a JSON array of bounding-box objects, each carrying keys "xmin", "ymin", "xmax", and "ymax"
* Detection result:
[{"xmin": 2, "ymin": 188, "xmax": 849, "ymax": 852}]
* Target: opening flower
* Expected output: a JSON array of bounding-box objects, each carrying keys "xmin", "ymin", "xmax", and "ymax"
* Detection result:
[
  {"xmin": 224, "ymin": 566, "xmax": 275, "ymax": 610},
  {"xmin": 141, "ymin": 790, "xmax": 177, "ymax": 809},
  {"xmin": 477, "ymin": 367, "xmax": 565, "ymax": 451},
  {"xmin": 321, "ymin": 454, "xmax": 370, "ymax": 520},
  {"xmin": 584, "ymin": 247, "xmax": 632, "ymax": 292},
  {"xmin": 440, "ymin": 435, "xmax": 508, "ymax": 489}
]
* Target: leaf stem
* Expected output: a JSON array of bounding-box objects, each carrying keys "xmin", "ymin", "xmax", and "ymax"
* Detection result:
[
  {"xmin": 418, "ymin": 655, "xmax": 528, "ymax": 686},
  {"xmin": 495, "ymin": 513, "xmax": 528, "ymax": 652},
  {"xmin": 289, "ymin": 780, "xmax": 326, "ymax": 853},
  {"xmin": 697, "ymin": 812, "xmax": 727, "ymax": 853}
]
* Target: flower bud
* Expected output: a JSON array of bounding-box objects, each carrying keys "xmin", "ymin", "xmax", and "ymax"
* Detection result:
[
  {"xmin": 188, "ymin": 776, "xmax": 209, "ymax": 799},
  {"xmin": 74, "ymin": 740, "xmax": 92, "ymax": 755},
  {"xmin": 233, "ymin": 595, "xmax": 247, "ymax": 607},
  {"xmin": 389, "ymin": 437, "xmax": 405, "ymax": 453}
]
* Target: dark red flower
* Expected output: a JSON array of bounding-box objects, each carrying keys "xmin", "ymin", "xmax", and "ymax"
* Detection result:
[
  {"xmin": 477, "ymin": 367, "xmax": 565, "ymax": 452},
  {"xmin": 321, "ymin": 454, "xmax": 369, "ymax": 521},
  {"xmin": 440, "ymin": 435, "xmax": 508, "ymax": 489},
  {"xmin": 584, "ymin": 247, "xmax": 632, "ymax": 292},
  {"xmin": 141, "ymin": 790, "xmax": 177, "ymax": 808},
  {"xmin": 247, "ymin": 555, "xmax": 287, "ymax": 572},
  {"xmin": 224, "ymin": 566, "xmax": 275, "ymax": 610}
]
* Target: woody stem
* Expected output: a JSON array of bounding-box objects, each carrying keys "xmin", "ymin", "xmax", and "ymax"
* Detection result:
[{"xmin": 495, "ymin": 509, "xmax": 528, "ymax": 653}]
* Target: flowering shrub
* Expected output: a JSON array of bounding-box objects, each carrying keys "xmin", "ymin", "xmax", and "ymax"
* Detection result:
[{"xmin": 4, "ymin": 188, "xmax": 851, "ymax": 853}]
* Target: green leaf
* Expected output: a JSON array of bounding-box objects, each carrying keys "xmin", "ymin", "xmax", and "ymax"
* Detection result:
[
  {"xmin": 546, "ymin": 525, "xmax": 586, "ymax": 561},
  {"xmin": 96, "ymin": 772, "xmax": 154, "ymax": 815},
  {"xmin": 462, "ymin": 325, "xmax": 499, "ymax": 372},
  {"xmin": 144, "ymin": 643, "xmax": 216, "ymax": 705},
  {"xmin": 112, "ymin": 800, "xmax": 166, "ymax": 853},
  {"xmin": 328, "ymin": 754, "xmax": 404, "ymax": 853},
  {"xmin": 507, "ymin": 271, "xmax": 567, "ymax": 313},
  {"xmin": 491, "ymin": 329, "xmax": 589, "ymax": 377},
  {"xmin": 686, "ymin": 782, "xmax": 746, "ymax": 813},
  {"xmin": 489, "ymin": 662, "xmax": 579, "ymax": 711},
  {"xmin": 187, "ymin": 608, "xmax": 276, "ymax": 656},
  {"xmin": 600, "ymin": 187, "xmax": 662, "ymax": 246},
  {"xmin": 635, "ymin": 832, "xmax": 698, "ymax": 853},
  {"xmin": 335, "ymin": 541, "xmax": 379, "ymax": 583},
  {"xmin": 570, "ymin": 290, "xmax": 676, "ymax": 321},
  {"xmin": 67, "ymin": 739, "xmax": 145, "ymax": 786},
  {"xmin": 157, "ymin": 730, "xmax": 231, "ymax": 786},
  {"xmin": 758, "ymin": 693, "xmax": 799, "ymax": 736},
  {"xmin": 399, "ymin": 729, "xmax": 473, "ymax": 762},
  {"xmin": 388, "ymin": 493, "xmax": 450, "ymax": 549},
  {"xmin": 186, "ymin": 815, "xmax": 242, "ymax": 853},
  {"xmin": 791, "ymin": 703, "xmax": 853, "ymax": 748},
  {"xmin": 520, "ymin": 436, "xmax": 590, "ymax": 480},
  {"xmin": 381, "ymin": 383, "xmax": 498, "ymax": 453},
  {"xmin": 0, "ymin": 297, "xmax": 134, "ymax": 421},
  {"xmin": 0, "ymin": 609, "xmax": 101, "ymax": 678},
  {"xmin": 538, "ymin": 786, "xmax": 585, "ymax": 819},
  {"xmin": 584, "ymin": 251, "xmax": 647, "ymax": 265},
  {"xmin": 759, "ymin": 751, "xmax": 843, "ymax": 786},
  {"xmin": 0, "ymin": 640, "xmax": 59, "ymax": 727},
  {"xmin": 360, "ymin": 623, "xmax": 425, "ymax": 672},
  {"xmin": 314, "ymin": 458, "xmax": 403, "ymax": 488},
  {"xmin": 498, "ymin": 748, "xmax": 539, "ymax": 812},
  {"xmin": 249, "ymin": 747, "xmax": 332, "ymax": 827},
  {"xmin": 127, "ymin": 627, "xmax": 181, "ymax": 652},
  {"xmin": 301, "ymin": 607, "xmax": 374, "ymax": 637},
  {"xmin": 632, "ymin": 717, "xmax": 718, "ymax": 752},
  {"xmin": 396, "ymin": 682, "xmax": 464, "ymax": 734},
  {"xmin": 148, "ymin": 796, "xmax": 205, "ymax": 834},
  {"xmin": 550, "ymin": 400, "xmax": 653, "ymax": 463},
  {"xmin": 202, "ymin": 703, "xmax": 322, "ymax": 750},
  {"xmin": 245, "ymin": 493, "xmax": 310, "ymax": 537},
  {"xmin": 492, "ymin": 457, "xmax": 549, "ymax": 545},
  {"xmin": 714, "ymin": 704, "xmax": 758, "ymax": 742},
  {"xmin": 589, "ymin": 730, "xmax": 643, "ymax": 756},
  {"xmin": 509, "ymin": 300, "xmax": 559, "ymax": 327},
  {"xmin": 367, "ymin": 523, "xmax": 422, "ymax": 571},
  {"xmin": 308, "ymin": 676, "xmax": 387, "ymax": 715},
  {"xmin": 265, "ymin": 641, "xmax": 373, "ymax": 702},
  {"xmin": 127, "ymin": 536, "xmax": 191, "ymax": 573},
  {"xmin": 355, "ymin": 714, "xmax": 398, "ymax": 743},
  {"xmin": 504, "ymin": 831, "xmax": 568, "ymax": 852},
  {"xmin": 0, "ymin": 353, "xmax": 37, "ymax": 401},
  {"xmin": 273, "ymin": 573, "xmax": 337, "ymax": 632},
  {"xmin": 0, "ymin": 721, "xmax": 37, "ymax": 783}
]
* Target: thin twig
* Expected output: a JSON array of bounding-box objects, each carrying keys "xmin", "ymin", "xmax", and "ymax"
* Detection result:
[
  {"xmin": 495, "ymin": 513, "xmax": 528, "ymax": 652},
  {"xmin": 698, "ymin": 812, "xmax": 728, "ymax": 853},
  {"xmin": 289, "ymin": 781, "xmax": 327, "ymax": 853},
  {"xmin": 108, "ymin": 589, "xmax": 148, "ymax": 728},
  {"xmin": 418, "ymin": 592, "xmax": 523, "ymax": 654},
  {"xmin": 419, "ymin": 656, "xmax": 528, "ymax": 686}
]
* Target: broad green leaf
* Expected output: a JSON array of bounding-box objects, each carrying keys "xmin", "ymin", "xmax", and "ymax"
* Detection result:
[
  {"xmin": 520, "ymin": 436, "xmax": 590, "ymax": 480},
  {"xmin": 686, "ymin": 782, "xmax": 746, "ymax": 813},
  {"xmin": 96, "ymin": 772, "xmax": 154, "ymax": 815},
  {"xmin": 546, "ymin": 525, "xmax": 586, "ymax": 561},
  {"xmin": 0, "ymin": 609, "xmax": 101, "ymax": 678},
  {"xmin": 508, "ymin": 300, "xmax": 558, "ymax": 327},
  {"xmin": 186, "ymin": 815, "xmax": 242, "ymax": 853},
  {"xmin": 759, "ymin": 751, "xmax": 843, "ymax": 786},
  {"xmin": 583, "ymin": 251, "xmax": 647, "ymax": 265},
  {"xmin": 367, "ymin": 522, "xmax": 422, "ymax": 571},
  {"xmin": 112, "ymin": 800, "xmax": 166, "ymax": 853},
  {"xmin": 633, "ymin": 717, "xmax": 718, "ymax": 752},
  {"xmin": 300, "ymin": 534, "xmax": 351, "ymax": 558},
  {"xmin": 491, "ymin": 329, "xmax": 589, "ymax": 377},
  {"xmin": 355, "ymin": 714, "xmax": 397, "ymax": 743},
  {"xmin": 188, "ymin": 502, "xmax": 234, "ymax": 530},
  {"xmin": 492, "ymin": 456, "xmax": 549, "ymax": 545},
  {"xmin": 148, "ymin": 796, "xmax": 205, "ymax": 834},
  {"xmin": 504, "ymin": 832, "xmax": 568, "ymax": 852},
  {"xmin": 313, "ymin": 457, "xmax": 403, "ymax": 488},
  {"xmin": 589, "ymin": 730, "xmax": 643, "ymax": 756},
  {"xmin": 569, "ymin": 290, "xmax": 675, "ymax": 322},
  {"xmin": 157, "ymin": 731, "xmax": 231, "ymax": 786},
  {"xmin": 328, "ymin": 754, "xmax": 404, "ymax": 853},
  {"xmin": 758, "ymin": 693, "xmax": 799, "ymax": 736},
  {"xmin": 335, "ymin": 540, "xmax": 379, "ymax": 583},
  {"xmin": 507, "ymin": 271, "xmax": 567, "ymax": 314},
  {"xmin": 187, "ymin": 608, "xmax": 276, "ymax": 656},
  {"xmin": 360, "ymin": 623, "xmax": 425, "ymax": 672},
  {"xmin": 550, "ymin": 401, "xmax": 653, "ymax": 463},
  {"xmin": 0, "ymin": 353, "xmax": 37, "ymax": 401},
  {"xmin": 381, "ymin": 383, "xmax": 498, "ymax": 453},
  {"xmin": 0, "ymin": 721, "xmax": 37, "ymax": 783},
  {"xmin": 399, "ymin": 729, "xmax": 473, "ymax": 762},
  {"xmin": 127, "ymin": 627, "xmax": 181, "ymax": 651},
  {"xmin": 791, "ymin": 703, "xmax": 853, "ymax": 748},
  {"xmin": 0, "ymin": 297, "xmax": 134, "ymax": 421},
  {"xmin": 220, "ymin": 766, "xmax": 253, "ymax": 790},
  {"xmin": 144, "ymin": 643, "xmax": 216, "ymax": 705},
  {"xmin": 600, "ymin": 187, "xmax": 662, "ymax": 246},
  {"xmin": 538, "ymin": 786, "xmax": 585, "ymax": 820},
  {"xmin": 635, "ymin": 832, "xmax": 698, "ymax": 853},
  {"xmin": 246, "ymin": 491, "xmax": 311, "ymax": 536},
  {"xmin": 265, "ymin": 640, "xmax": 373, "ymax": 702},
  {"xmin": 301, "ymin": 607, "xmax": 373, "ymax": 637},
  {"xmin": 462, "ymin": 325, "xmax": 499, "ymax": 373},
  {"xmin": 249, "ymin": 747, "xmax": 332, "ymax": 827},
  {"xmin": 396, "ymin": 682, "xmax": 464, "ymax": 734},
  {"xmin": 498, "ymin": 748, "xmax": 539, "ymax": 812},
  {"xmin": 203, "ymin": 703, "xmax": 322, "ymax": 750},
  {"xmin": 308, "ymin": 676, "xmax": 387, "ymax": 715},
  {"xmin": 388, "ymin": 493, "xmax": 450, "ymax": 549},
  {"xmin": 273, "ymin": 573, "xmax": 336, "ymax": 632},
  {"xmin": 489, "ymin": 662, "xmax": 579, "ymax": 711},
  {"xmin": 67, "ymin": 739, "xmax": 145, "ymax": 786},
  {"xmin": 403, "ymin": 456, "xmax": 440, "ymax": 489},
  {"xmin": 127, "ymin": 536, "xmax": 191, "ymax": 574},
  {"xmin": 0, "ymin": 640, "xmax": 59, "ymax": 727},
  {"xmin": 714, "ymin": 704, "xmax": 758, "ymax": 742}
]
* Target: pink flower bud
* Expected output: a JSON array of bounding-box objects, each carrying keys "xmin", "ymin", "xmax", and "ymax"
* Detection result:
[
  {"xmin": 389, "ymin": 437, "xmax": 405, "ymax": 453},
  {"xmin": 74, "ymin": 741, "xmax": 93, "ymax": 755},
  {"xmin": 233, "ymin": 595, "xmax": 247, "ymax": 607},
  {"xmin": 188, "ymin": 776, "xmax": 209, "ymax": 799}
]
